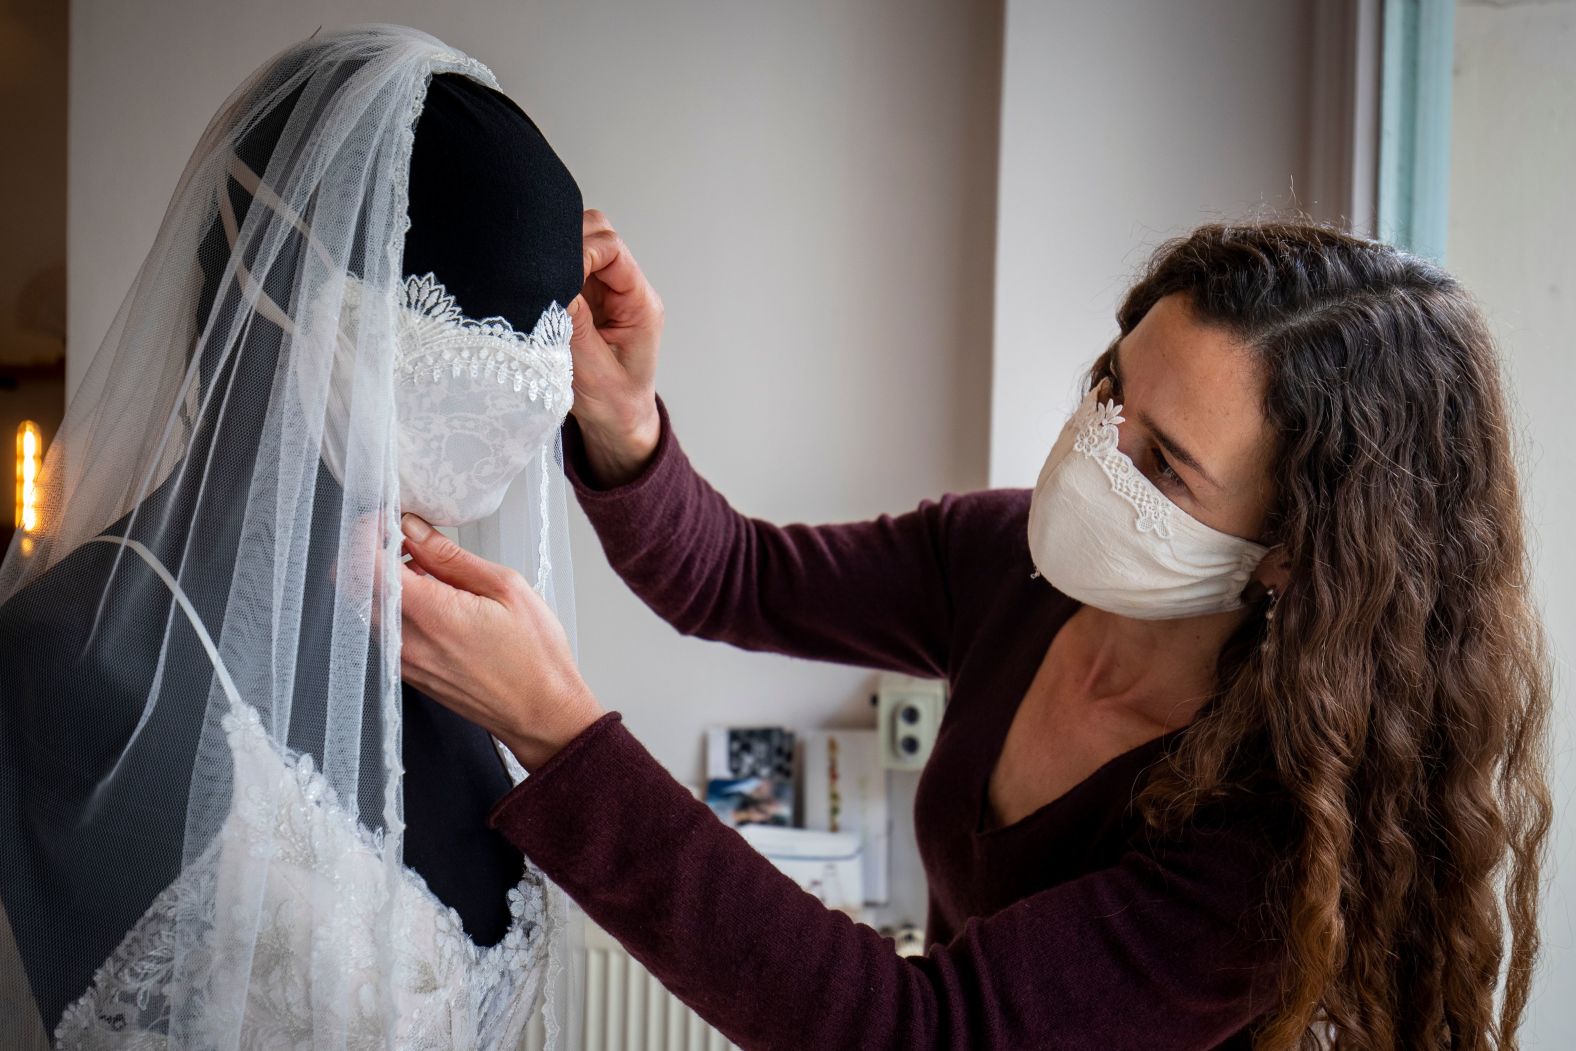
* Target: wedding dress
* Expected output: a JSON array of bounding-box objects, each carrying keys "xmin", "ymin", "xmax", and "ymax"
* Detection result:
[{"xmin": 0, "ymin": 26, "xmax": 582, "ymax": 1050}]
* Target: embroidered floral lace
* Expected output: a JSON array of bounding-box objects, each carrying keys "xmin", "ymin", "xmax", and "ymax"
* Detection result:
[{"xmin": 1068, "ymin": 395, "xmax": 1178, "ymax": 539}]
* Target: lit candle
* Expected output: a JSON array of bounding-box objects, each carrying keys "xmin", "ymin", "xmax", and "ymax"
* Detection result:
[{"xmin": 16, "ymin": 421, "xmax": 42, "ymax": 532}]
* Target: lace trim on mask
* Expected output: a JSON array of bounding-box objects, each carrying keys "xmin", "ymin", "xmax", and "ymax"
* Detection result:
[
  {"xmin": 392, "ymin": 274, "xmax": 574, "ymax": 411},
  {"xmin": 1070, "ymin": 396, "xmax": 1177, "ymax": 539}
]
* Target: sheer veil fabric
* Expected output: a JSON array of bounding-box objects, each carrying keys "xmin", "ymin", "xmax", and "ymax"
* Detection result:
[{"xmin": 0, "ymin": 25, "xmax": 580, "ymax": 1049}]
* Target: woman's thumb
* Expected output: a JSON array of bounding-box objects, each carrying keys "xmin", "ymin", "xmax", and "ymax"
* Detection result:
[
  {"xmin": 568, "ymin": 295, "xmax": 611, "ymax": 360},
  {"xmin": 400, "ymin": 514, "xmax": 512, "ymax": 599}
]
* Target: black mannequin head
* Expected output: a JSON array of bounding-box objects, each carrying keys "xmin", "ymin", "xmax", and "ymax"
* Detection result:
[{"xmin": 406, "ymin": 72, "xmax": 582, "ymax": 328}]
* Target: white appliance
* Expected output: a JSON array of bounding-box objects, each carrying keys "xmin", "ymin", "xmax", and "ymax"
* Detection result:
[{"xmin": 737, "ymin": 825, "xmax": 864, "ymax": 913}]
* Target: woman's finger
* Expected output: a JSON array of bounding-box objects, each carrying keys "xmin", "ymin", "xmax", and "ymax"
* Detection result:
[
  {"xmin": 399, "ymin": 514, "xmax": 515, "ymax": 600},
  {"xmin": 582, "ymin": 229, "xmax": 648, "ymax": 299},
  {"xmin": 582, "ymin": 207, "xmax": 613, "ymax": 241},
  {"xmin": 400, "ymin": 561, "xmax": 444, "ymax": 628}
]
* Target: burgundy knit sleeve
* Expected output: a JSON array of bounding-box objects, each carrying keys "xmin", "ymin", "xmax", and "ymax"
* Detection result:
[
  {"xmin": 492, "ymin": 715, "xmax": 1284, "ymax": 1051},
  {"xmin": 561, "ymin": 398, "xmax": 954, "ymax": 679}
]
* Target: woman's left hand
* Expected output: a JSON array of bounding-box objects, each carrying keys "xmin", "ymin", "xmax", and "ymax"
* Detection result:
[{"xmin": 399, "ymin": 513, "xmax": 605, "ymax": 771}]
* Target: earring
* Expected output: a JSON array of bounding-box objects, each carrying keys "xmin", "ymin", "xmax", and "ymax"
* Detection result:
[{"xmin": 1264, "ymin": 585, "xmax": 1279, "ymax": 623}]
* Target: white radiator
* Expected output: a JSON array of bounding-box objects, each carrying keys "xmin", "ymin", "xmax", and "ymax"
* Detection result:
[{"xmin": 522, "ymin": 923, "xmax": 739, "ymax": 1051}]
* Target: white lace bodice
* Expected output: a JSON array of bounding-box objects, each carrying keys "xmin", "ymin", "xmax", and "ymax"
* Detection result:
[
  {"xmin": 54, "ymin": 539, "xmax": 550, "ymax": 1051},
  {"xmin": 54, "ymin": 701, "xmax": 547, "ymax": 1051}
]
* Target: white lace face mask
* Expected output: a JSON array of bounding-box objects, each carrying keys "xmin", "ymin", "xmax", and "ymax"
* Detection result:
[
  {"xmin": 318, "ymin": 273, "xmax": 574, "ymax": 525},
  {"xmin": 1027, "ymin": 381, "xmax": 1272, "ymax": 620}
]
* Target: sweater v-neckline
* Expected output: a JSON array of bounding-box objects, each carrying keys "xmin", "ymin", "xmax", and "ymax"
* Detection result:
[{"xmin": 973, "ymin": 582, "xmax": 1189, "ymax": 839}]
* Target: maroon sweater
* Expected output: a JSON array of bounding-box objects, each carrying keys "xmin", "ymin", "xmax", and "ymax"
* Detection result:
[{"xmin": 488, "ymin": 400, "xmax": 1289, "ymax": 1050}]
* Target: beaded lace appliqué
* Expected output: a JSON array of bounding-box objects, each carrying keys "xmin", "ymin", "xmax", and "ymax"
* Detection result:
[
  {"xmin": 325, "ymin": 272, "xmax": 574, "ymax": 526},
  {"xmin": 1070, "ymin": 395, "xmax": 1177, "ymax": 539},
  {"xmin": 394, "ymin": 273, "xmax": 573, "ymax": 411}
]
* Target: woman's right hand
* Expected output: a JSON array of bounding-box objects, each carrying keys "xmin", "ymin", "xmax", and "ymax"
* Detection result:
[{"xmin": 567, "ymin": 210, "xmax": 664, "ymax": 487}]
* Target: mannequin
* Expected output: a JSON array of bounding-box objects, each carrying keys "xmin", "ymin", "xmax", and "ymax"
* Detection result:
[{"xmin": 0, "ymin": 63, "xmax": 582, "ymax": 1034}]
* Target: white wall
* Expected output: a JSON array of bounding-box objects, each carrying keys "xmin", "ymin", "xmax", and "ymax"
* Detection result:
[
  {"xmin": 69, "ymin": 0, "xmax": 1002, "ymax": 927},
  {"xmin": 1448, "ymin": 2, "xmax": 1576, "ymax": 1043},
  {"xmin": 990, "ymin": 0, "xmax": 1317, "ymax": 487}
]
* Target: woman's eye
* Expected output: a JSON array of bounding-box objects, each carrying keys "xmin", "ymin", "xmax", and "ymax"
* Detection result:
[{"xmin": 1152, "ymin": 448, "xmax": 1182, "ymax": 487}]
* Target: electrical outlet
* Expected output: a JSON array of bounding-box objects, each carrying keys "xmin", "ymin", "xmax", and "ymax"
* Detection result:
[{"xmin": 876, "ymin": 673, "xmax": 945, "ymax": 770}]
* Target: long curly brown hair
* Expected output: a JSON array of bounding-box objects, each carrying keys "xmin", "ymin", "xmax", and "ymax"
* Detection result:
[{"xmin": 1088, "ymin": 223, "xmax": 1553, "ymax": 1049}]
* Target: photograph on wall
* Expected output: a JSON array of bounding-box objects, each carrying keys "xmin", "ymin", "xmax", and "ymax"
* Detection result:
[{"xmin": 705, "ymin": 726, "xmax": 796, "ymax": 827}]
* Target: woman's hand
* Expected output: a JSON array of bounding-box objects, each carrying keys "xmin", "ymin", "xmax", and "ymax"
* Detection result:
[
  {"xmin": 399, "ymin": 513, "xmax": 605, "ymax": 772},
  {"xmin": 568, "ymin": 209, "xmax": 664, "ymax": 487}
]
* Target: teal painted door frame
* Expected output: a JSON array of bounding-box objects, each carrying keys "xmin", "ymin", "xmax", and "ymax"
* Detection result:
[{"xmin": 1378, "ymin": 0, "xmax": 1456, "ymax": 262}]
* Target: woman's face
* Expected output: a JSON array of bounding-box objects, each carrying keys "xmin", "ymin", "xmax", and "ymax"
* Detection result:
[{"xmin": 1106, "ymin": 292, "xmax": 1279, "ymax": 546}]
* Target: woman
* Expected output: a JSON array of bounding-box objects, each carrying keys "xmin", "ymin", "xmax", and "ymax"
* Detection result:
[
  {"xmin": 0, "ymin": 26, "xmax": 584, "ymax": 1049},
  {"xmin": 401, "ymin": 218, "xmax": 1553, "ymax": 1048}
]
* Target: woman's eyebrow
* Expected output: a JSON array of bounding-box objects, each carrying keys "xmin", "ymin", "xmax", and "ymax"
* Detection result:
[
  {"xmin": 1139, "ymin": 411, "xmax": 1220, "ymax": 489},
  {"xmin": 1113, "ymin": 341, "xmax": 1222, "ymax": 490}
]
